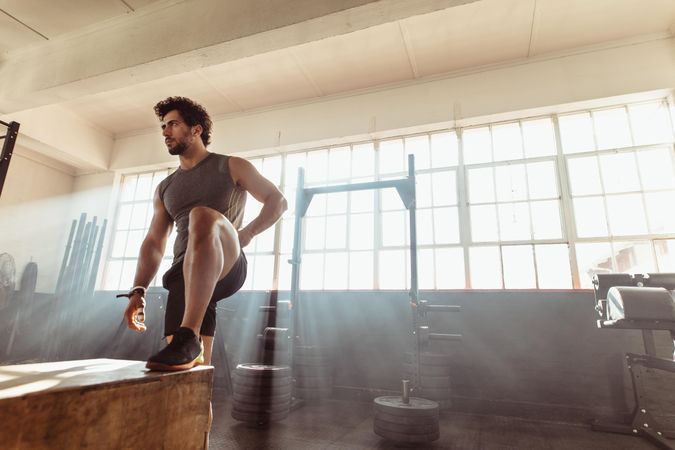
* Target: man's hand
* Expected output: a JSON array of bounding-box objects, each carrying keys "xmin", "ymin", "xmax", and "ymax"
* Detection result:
[
  {"xmin": 124, "ymin": 293, "xmax": 147, "ymax": 332},
  {"xmin": 238, "ymin": 228, "xmax": 254, "ymax": 248}
]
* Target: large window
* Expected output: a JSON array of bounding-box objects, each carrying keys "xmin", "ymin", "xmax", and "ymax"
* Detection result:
[
  {"xmin": 560, "ymin": 102, "xmax": 675, "ymax": 287},
  {"xmin": 103, "ymin": 98, "xmax": 675, "ymax": 290},
  {"xmin": 464, "ymin": 118, "xmax": 570, "ymax": 289},
  {"xmin": 103, "ymin": 168, "xmax": 176, "ymax": 290}
]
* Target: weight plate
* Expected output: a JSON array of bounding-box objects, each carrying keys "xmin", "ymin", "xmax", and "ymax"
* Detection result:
[
  {"xmin": 374, "ymin": 411, "xmax": 440, "ymax": 426},
  {"xmin": 231, "ymin": 409, "xmax": 288, "ymax": 423},
  {"xmin": 235, "ymin": 363, "xmax": 291, "ymax": 377},
  {"xmin": 373, "ymin": 396, "xmax": 439, "ymax": 417},
  {"xmin": 231, "ymin": 383, "xmax": 292, "ymax": 396},
  {"xmin": 233, "ymin": 374, "xmax": 292, "ymax": 387},
  {"xmin": 232, "ymin": 401, "xmax": 290, "ymax": 414},
  {"xmin": 233, "ymin": 392, "xmax": 292, "ymax": 404}
]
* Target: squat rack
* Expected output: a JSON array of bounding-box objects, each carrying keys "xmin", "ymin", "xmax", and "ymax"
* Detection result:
[
  {"xmin": 287, "ymin": 154, "xmax": 425, "ymax": 386},
  {"xmin": 0, "ymin": 120, "xmax": 20, "ymax": 199}
]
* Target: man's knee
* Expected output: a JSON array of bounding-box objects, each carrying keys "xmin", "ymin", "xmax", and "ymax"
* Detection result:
[
  {"xmin": 188, "ymin": 207, "xmax": 239, "ymax": 251},
  {"xmin": 189, "ymin": 206, "xmax": 219, "ymax": 227},
  {"xmin": 188, "ymin": 207, "xmax": 221, "ymax": 239}
]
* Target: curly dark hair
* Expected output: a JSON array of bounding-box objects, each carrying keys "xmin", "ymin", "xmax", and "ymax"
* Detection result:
[{"xmin": 153, "ymin": 96, "xmax": 212, "ymax": 146}]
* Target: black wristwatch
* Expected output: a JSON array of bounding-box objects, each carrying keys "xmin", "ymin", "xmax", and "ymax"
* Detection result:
[{"xmin": 116, "ymin": 286, "xmax": 147, "ymax": 299}]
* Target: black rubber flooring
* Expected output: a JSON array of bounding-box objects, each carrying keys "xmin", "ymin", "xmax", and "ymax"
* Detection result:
[{"xmin": 209, "ymin": 393, "xmax": 661, "ymax": 450}]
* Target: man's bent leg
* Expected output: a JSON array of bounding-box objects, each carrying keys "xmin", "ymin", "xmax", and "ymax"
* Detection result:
[
  {"xmin": 146, "ymin": 207, "xmax": 239, "ymax": 371},
  {"xmin": 202, "ymin": 335, "xmax": 214, "ymax": 365},
  {"xmin": 181, "ymin": 206, "xmax": 240, "ymax": 335}
]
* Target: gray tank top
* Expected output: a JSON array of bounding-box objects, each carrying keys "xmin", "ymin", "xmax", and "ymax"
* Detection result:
[{"xmin": 158, "ymin": 153, "xmax": 247, "ymax": 264}]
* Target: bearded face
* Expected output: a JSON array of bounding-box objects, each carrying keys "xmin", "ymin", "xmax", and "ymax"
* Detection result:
[
  {"xmin": 161, "ymin": 110, "xmax": 199, "ymax": 156},
  {"xmin": 167, "ymin": 135, "xmax": 192, "ymax": 155}
]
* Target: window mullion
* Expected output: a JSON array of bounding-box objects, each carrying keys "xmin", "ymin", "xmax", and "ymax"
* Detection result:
[
  {"xmin": 374, "ymin": 140, "xmax": 381, "ymax": 290},
  {"xmin": 553, "ymin": 115, "xmax": 581, "ymax": 288},
  {"xmin": 271, "ymin": 155, "xmax": 286, "ymax": 291},
  {"xmin": 456, "ymin": 129, "xmax": 472, "ymax": 289}
]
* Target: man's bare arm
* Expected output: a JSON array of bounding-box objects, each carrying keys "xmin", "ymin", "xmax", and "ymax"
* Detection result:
[
  {"xmin": 124, "ymin": 188, "xmax": 173, "ymax": 331},
  {"xmin": 230, "ymin": 156, "xmax": 287, "ymax": 247},
  {"xmin": 132, "ymin": 190, "xmax": 173, "ymax": 287}
]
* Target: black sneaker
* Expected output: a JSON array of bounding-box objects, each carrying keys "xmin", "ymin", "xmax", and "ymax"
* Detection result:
[{"xmin": 146, "ymin": 327, "xmax": 204, "ymax": 371}]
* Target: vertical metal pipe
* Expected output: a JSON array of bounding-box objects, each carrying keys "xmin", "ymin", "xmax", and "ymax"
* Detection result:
[
  {"xmin": 290, "ymin": 168, "xmax": 306, "ymax": 346},
  {"xmin": 80, "ymin": 217, "xmax": 98, "ymax": 298},
  {"xmin": 62, "ymin": 213, "xmax": 87, "ymax": 299},
  {"xmin": 407, "ymin": 154, "xmax": 418, "ymax": 303},
  {"xmin": 406, "ymin": 155, "xmax": 421, "ymax": 389},
  {"xmin": 72, "ymin": 222, "xmax": 91, "ymax": 299},
  {"xmin": 56, "ymin": 220, "xmax": 77, "ymax": 294},
  {"xmin": 402, "ymin": 379, "xmax": 410, "ymax": 404},
  {"xmin": 87, "ymin": 219, "xmax": 107, "ymax": 297}
]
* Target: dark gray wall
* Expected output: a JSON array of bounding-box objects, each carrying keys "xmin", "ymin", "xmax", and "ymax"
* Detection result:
[{"xmin": 282, "ymin": 290, "xmax": 673, "ymax": 423}]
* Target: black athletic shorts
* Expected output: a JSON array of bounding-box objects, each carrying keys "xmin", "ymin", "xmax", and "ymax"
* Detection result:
[{"xmin": 161, "ymin": 252, "xmax": 247, "ymax": 337}]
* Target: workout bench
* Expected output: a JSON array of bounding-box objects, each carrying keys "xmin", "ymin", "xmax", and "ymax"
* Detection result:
[{"xmin": 592, "ymin": 273, "xmax": 675, "ymax": 450}]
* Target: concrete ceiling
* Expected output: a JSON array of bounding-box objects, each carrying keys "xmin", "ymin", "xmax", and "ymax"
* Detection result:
[{"xmin": 1, "ymin": 0, "xmax": 675, "ymax": 138}]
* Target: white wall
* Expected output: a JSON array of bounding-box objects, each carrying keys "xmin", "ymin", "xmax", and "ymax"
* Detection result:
[
  {"xmin": 111, "ymin": 36, "xmax": 675, "ymax": 169},
  {"xmin": 68, "ymin": 171, "xmax": 116, "ymax": 224},
  {"xmin": 67, "ymin": 171, "xmax": 117, "ymax": 291},
  {"xmin": 0, "ymin": 151, "xmax": 75, "ymax": 292}
]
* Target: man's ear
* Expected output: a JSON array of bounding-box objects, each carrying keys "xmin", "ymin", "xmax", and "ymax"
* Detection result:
[{"xmin": 192, "ymin": 124, "xmax": 203, "ymax": 137}]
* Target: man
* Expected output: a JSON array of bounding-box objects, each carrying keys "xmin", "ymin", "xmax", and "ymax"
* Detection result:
[{"xmin": 120, "ymin": 96, "xmax": 287, "ymax": 371}]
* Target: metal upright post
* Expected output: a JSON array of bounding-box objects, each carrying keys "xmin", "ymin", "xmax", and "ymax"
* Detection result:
[
  {"xmin": 87, "ymin": 219, "xmax": 107, "ymax": 297},
  {"xmin": 405, "ymin": 155, "xmax": 420, "ymax": 389},
  {"xmin": 290, "ymin": 168, "xmax": 308, "ymax": 350},
  {"xmin": 56, "ymin": 220, "xmax": 77, "ymax": 294},
  {"xmin": 287, "ymin": 158, "xmax": 418, "ymax": 374},
  {"xmin": 0, "ymin": 121, "xmax": 20, "ymax": 200}
]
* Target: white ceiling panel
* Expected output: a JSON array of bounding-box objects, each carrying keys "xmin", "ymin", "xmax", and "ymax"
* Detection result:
[
  {"xmin": 8, "ymin": 0, "xmax": 672, "ymax": 138},
  {"xmin": 200, "ymin": 50, "xmax": 318, "ymax": 111},
  {"xmin": 292, "ymin": 22, "xmax": 414, "ymax": 95},
  {"xmin": 63, "ymin": 90, "xmax": 151, "ymax": 135},
  {"xmin": 402, "ymin": 0, "xmax": 534, "ymax": 77},
  {"xmin": 0, "ymin": 0, "xmax": 131, "ymax": 38},
  {"xmin": 532, "ymin": 0, "xmax": 675, "ymax": 55},
  {"xmin": 0, "ymin": 10, "xmax": 44, "ymax": 54}
]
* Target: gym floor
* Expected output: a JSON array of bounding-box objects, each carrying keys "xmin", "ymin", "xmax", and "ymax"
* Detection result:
[{"xmin": 208, "ymin": 390, "xmax": 656, "ymax": 450}]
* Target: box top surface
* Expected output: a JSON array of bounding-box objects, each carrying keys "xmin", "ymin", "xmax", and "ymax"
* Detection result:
[{"xmin": 0, "ymin": 358, "xmax": 212, "ymax": 400}]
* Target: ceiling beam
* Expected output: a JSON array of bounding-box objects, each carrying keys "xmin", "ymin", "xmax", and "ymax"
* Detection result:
[
  {"xmin": 0, "ymin": 0, "xmax": 481, "ymax": 114},
  {"xmin": 1, "ymin": 105, "xmax": 113, "ymax": 172}
]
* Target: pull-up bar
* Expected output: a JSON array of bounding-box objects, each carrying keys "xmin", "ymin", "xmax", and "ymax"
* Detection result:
[
  {"xmin": 296, "ymin": 178, "xmax": 416, "ymax": 218},
  {"xmin": 288, "ymin": 154, "xmax": 420, "ymax": 346},
  {"xmin": 289, "ymin": 154, "xmax": 419, "ymax": 303},
  {"xmin": 0, "ymin": 120, "xmax": 20, "ymax": 199}
]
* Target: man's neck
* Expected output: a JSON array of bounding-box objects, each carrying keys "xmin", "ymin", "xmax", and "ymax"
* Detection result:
[{"xmin": 178, "ymin": 146, "xmax": 210, "ymax": 170}]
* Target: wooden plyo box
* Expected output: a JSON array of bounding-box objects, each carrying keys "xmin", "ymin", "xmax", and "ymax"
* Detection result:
[{"xmin": 0, "ymin": 359, "xmax": 213, "ymax": 450}]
